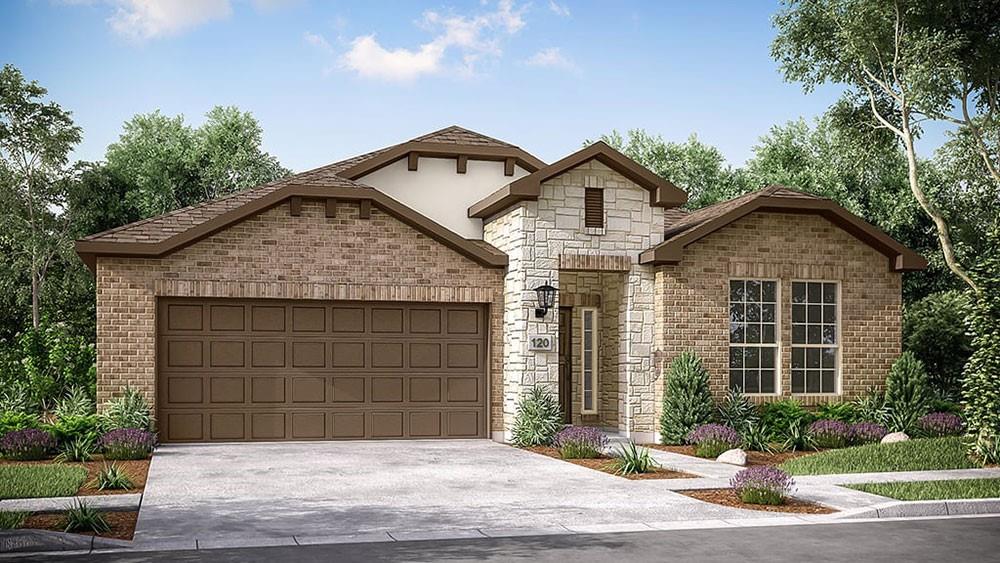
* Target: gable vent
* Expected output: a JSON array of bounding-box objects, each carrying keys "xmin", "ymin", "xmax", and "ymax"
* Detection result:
[{"xmin": 584, "ymin": 188, "xmax": 604, "ymax": 229}]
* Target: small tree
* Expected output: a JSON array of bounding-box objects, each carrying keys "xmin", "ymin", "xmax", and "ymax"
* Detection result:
[
  {"xmin": 884, "ymin": 352, "xmax": 933, "ymax": 433},
  {"xmin": 903, "ymin": 290, "xmax": 973, "ymax": 399},
  {"xmin": 962, "ymin": 227, "xmax": 1000, "ymax": 464},
  {"xmin": 659, "ymin": 351, "xmax": 715, "ymax": 445}
]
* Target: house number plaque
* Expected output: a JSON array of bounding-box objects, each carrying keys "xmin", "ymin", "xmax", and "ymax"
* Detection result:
[{"xmin": 528, "ymin": 335, "xmax": 553, "ymax": 351}]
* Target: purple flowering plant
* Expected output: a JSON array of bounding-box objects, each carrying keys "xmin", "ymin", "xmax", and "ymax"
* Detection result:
[
  {"xmin": 730, "ymin": 466, "xmax": 795, "ymax": 505},
  {"xmin": 1, "ymin": 429, "xmax": 55, "ymax": 461},
  {"xmin": 98, "ymin": 428, "xmax": 156, "ymax": 460},
  {"xmin": 686, "ymin": 423, "xmax": 741, "ymax": 458},
  {"xmin": 917, "ymin": 412, "xmax": 963, "ymax": 437},
  {"xmin": 553, "ymin": 426, "xmax": 608, "ymax": 459},
  {"xmin": 807, "ymin": 419, "xmax": 852, "ymax": 449},
  {"xmin": 849, "ymin": 421, "xmax": 888, "ymax": 444}
]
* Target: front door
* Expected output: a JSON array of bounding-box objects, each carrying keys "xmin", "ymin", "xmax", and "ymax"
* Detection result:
[{"xmin": 558, "ymin": 307, "xmax": 572, "ymax": 424}]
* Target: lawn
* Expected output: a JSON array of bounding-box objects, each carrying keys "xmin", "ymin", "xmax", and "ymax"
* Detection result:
[
  {"xmin": 847, "ymin": 478, "xmax": 1000, "ymax": 500},
  {"xmin": 780, "ymin": 437, "xmax": 980, "ymax": 475},
  {"xmin": 0, "ymin": 464, "xmax": 88, "ymax": 499}
]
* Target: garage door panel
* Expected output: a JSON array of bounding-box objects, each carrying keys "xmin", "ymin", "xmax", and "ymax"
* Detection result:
[{"xmin": 159, "ymin": 299, "xmax": 487, "ymax": 442}]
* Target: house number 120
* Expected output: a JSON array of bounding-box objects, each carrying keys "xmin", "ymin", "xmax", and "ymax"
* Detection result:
[{"xmin": 529, "ymin": 335, "xmax": 553, "ymax": 351}]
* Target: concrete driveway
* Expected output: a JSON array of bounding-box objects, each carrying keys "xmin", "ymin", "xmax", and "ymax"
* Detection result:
[{"xmin": 135, "ymin": 440, "xmax": 776, "ymax": 545}]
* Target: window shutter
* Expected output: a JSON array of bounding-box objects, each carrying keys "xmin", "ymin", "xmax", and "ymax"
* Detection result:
[{"xmin": 584, "ymin": 188, "xmax": 604, "ymax": 228}]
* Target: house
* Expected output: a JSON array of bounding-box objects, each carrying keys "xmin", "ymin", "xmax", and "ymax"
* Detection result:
[{"xmin": 75, "ymin": 126, "xmax": 926, "ymax": 444}]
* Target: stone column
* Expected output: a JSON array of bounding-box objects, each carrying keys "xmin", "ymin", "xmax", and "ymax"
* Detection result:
[{"xmin": 618, "ymin": 264, "xmax": 658, "ymax": 442}]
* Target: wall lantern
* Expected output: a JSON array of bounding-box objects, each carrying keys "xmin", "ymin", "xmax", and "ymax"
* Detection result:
[{"xmin": 534, "ymin": 283, "xmax": 558, "ymax": 318}]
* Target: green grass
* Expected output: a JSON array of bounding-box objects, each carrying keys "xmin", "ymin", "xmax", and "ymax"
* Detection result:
[
  {"xmin": 0, "ymin": 464, "xmax": 87, "ymax": 500},
  {"xmin": 848, "ymin": 478, "xmax": 1000, "ymax": 500},
  {"xmin": 780, "ymin": 437, "xmax": 980, "ymax": 475},
  {"xmin": 0, "ymin": 510, "xmax": 28, "ymax": 529}
]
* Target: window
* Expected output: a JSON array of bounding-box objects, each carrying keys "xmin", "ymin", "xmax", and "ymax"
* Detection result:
[
  {"xmin": 791, "ymin": 281, "xmax": 838, "ymax": 394},
  {"xmin": 729, "ymin": 280, "xmax": 778, "ymax": 394},
  {"xmin": 584, "ymin": 188, "xmax": 604, "ymax": 229},
  {"xmin": 580, "ymin": 308, "xmax": 598, "ymax": 413}
]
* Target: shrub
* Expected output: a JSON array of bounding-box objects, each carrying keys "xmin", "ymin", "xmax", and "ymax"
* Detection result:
[
  {"xmin": 99, "ymin": 388, "xmax": 154, "ymax": 432},
  {"xmin": 807, "ymin": 419, "xmax": 851, "ymax": 449},
  {"xmin": 1, "ymin": 428, "xmax": 55, "ymax": 460},
  {"xmin": 730, "ymin": 466, "xmax": 795, "ymax": 505},
  {"xmin": 659, "ymin": 352, "xmax": 714, "ymax": 445},
  {"xmin": 97, "ymin": 428, "xmax": 156, "ymax": 460},
  {"xmin": 2, "ymin": 323, "xmax": 96, "ymax": 412},
  {"xmin": 850, "ymin": 421, "xmax": 888, "ymax": 444},
  {"xmin": 884, "ymin": 352, "xmax": 933, "ymax": 433},
  {"xmin": 94, "ymin": 463, "xmax": 133, "ymax": 491},
  {"xmin": 815, "ymin": 402, "xmax": 857, "ymax": 423},
  {"xmin": 961, "ymin": 228, "xmax": 1000, "ymax": 464},
  {"xmin": 0, "ymin": 511, "xmax": 27, "ymax": 530},
  {"xmin": 853, "ymin": 387, "xmax": 889, "ymax": 425},
  {"xmin": 717, "ymin": 387, "xmax": 758, "ymax": 434},
  {"xmin": 63, "ymin": 500, "xmax": 110, "ymax": 534},
  {"xmin": 55, "ymin": 437, "xmax": 94, "ymax": 463},
  {"xmin": 552, "ymin": 426, "xmax": 607, "ymax": 459},
  {"xmin": 741, "ymin": 421, "xmax": 775, "ymax": 453},
  {"xmin": 759, "ymin": 399, "xmax": 814, "ymax": 442},
  {"xmin": 930, "ymin": 399, "xmax": 963, "ymax": 415},
  {"xmin": 46, "ymin": 414, "xmax": 99, "ymax": 445},
  {"xmin": 686, "ymin": 423, "xmax": 741, "ymax": 458},
  {"xmin": 781, "ymin": 420, "xmax": 818, "ymax": 452},
  {"xmin": 608, "ymin": 441, "xmax": 658, "ymax": 475},
  {"xmin": 918, "ymin": 412, "xmax": 964, "ymax": 438},
  {"xmin": 53, "ymin": 387, "xmax": 95, "ymax": 419},
  {"xmin": 903, "ymin": 290, "xmax": 972, "ymax": 400},
  {"xmin": 511, "ymin": 386, "xmax": 563, "ymax": 447},
  {"xmin": 0, "ymin": 411, "xmax": 40, "ymax": 437}
]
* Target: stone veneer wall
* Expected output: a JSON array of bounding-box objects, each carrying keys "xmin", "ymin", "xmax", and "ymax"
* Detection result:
[
  {"xmin": 96, "ymin": 200, "xmax": 506, "ymax": 431},
  {"xmin": 654, "ymin": 212, "xmax": 902, "ymax": 408},
  {"xmin": 484, "ymin": 159, "xmax": 666, "ymax": 438}
]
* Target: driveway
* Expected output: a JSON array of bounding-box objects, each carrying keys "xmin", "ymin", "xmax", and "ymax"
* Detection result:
[{"xmin": 135, "ymin": 440, "xmax": 776, "ymax": 544}]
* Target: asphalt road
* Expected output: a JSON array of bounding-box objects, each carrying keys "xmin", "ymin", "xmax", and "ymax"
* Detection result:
[{"xmin": 9, "ymin": 516, "xmax": 1000, "ymax": 563}]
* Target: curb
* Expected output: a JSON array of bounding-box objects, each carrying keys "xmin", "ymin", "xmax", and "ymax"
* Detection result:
[
  {"xmin": 0, "ymin": 494, "xmax": 141, "ymax": 514},
  {"xmin": 834, "ymin": 498, "xmax": 1000, "ymax": 519},
  {"xmin": 0, "ymin": 530, "xmax": 129, "ymax": 555}
]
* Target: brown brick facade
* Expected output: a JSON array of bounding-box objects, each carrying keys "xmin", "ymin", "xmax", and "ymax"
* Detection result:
[
  {"xmin": 654, "ymin": 212, "xmax": 902, "ymax": 408},
  {"xmin": 96, "ymin": 200, "xmax": 506, "ymax": 431}
]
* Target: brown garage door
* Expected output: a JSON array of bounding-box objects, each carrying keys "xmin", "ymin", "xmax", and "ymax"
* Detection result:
[{"xmin": 157, "ymin": 299, "xmax": 488, "ymax": 442}]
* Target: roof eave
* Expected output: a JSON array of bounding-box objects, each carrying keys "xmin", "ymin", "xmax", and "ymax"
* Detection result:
[{"xmin": 338, "ymin": 141, "xmax": 546, "ymax": 180}]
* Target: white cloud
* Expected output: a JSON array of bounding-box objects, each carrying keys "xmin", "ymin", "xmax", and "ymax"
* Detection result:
[
  {"xmin": 303, "ymin": 31, "xmax": 333, "ymax": 54},
  {"xmin": 525, "ymin": 47, "xmax": 576, "ymax": 71},
  {"xmin": 108, "ymin": 0, "xmax": 231, "ymax": 40},
  {"xmin": 337, "ymin": 0, "xmax": 528, "ymax": 82},
  {"xmin": 548, "ymin": 1, "xmax": 570, "ymax": 17}
]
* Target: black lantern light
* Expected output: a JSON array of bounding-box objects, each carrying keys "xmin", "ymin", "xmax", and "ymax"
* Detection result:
[{"xmin": 534, "ymin": 283, "xmax": 557, "ymax": 318}]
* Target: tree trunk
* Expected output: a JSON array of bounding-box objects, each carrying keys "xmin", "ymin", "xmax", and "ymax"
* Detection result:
[{"xmin": 31, "ymin": 272, "xmax": 40, "ymax": 328}]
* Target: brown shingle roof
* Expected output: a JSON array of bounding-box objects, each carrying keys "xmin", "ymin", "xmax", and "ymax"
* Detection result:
[
  {"xmin": 411, "ymin": 125, "xmax": 517, "ymax": 148},
  {"xmin": 662, "ymin": 185, "xmax": 824, "ymax": 239}
]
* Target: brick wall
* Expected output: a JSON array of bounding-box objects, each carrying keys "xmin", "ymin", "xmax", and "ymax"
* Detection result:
[
  {"xmin": 96, "ymin": 200, "xmax": 506, "ymax": 431},
  {"xmin": 654, "ymin": 211, "xmax": 902, "ymax": 408}
]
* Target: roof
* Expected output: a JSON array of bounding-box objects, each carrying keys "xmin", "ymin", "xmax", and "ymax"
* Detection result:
[
  {"xmin": 639, "ymin": 185, "xmax": 927, "ymax": 272},
  {"xmin": 75, "ymin": 126, "xmax": 532, "ymax": 269},
  {"xmin": 467, "ymin": 141, "xmax": 688, "ymax": 219}
]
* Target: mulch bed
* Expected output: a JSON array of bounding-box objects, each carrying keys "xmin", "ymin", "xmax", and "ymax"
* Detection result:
[
  {"xmin": 679, "ymin": 488, "xmax": 837, "ymax": 514},
  {"xmin": 523, "ymin": 446, "xmax": 697, "ymax": 480},
  {"xmin": 19, "ymin": 510, "xmax": 138, "ymax": 541},
  {"xmin": 645, "ymin": 444, "xmax": 815, "ymax": 467},
  {"xmin": 0, "ymin": 456, "xmax": 150, "ymax": 496}
]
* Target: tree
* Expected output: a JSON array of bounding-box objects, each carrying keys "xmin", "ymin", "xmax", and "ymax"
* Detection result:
[
  {"xmin": 772, "ymin": 0, "xmax": 1000, "ymax": 292},
  {"xmin": 195, "ymin": 106, "xmax": 289, "ymax": 198},
  {"xmin": 589, "ymin": 129, "xmax": 748, "ymax": 208},
  {"xmin": 0, "ymin": 64, "xmax": 82, "ymax": 328}
]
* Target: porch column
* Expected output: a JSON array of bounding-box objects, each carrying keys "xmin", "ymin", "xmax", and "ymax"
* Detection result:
[{"xmin": 618, "ymin": 264, "xmax": 658, "ymax": 442}]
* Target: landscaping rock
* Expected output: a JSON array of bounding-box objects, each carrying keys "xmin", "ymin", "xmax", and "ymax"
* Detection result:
[
  {"xmin": 716, "ymin": 448, "xmax": 747, "ymax": 466},
  {"xmin": 881, "ymin": 432, "xmax": 909, "ymax": 444}
]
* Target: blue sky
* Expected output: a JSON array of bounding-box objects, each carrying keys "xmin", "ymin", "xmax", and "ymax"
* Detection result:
[{"xmin": 2, "ymin": 0, "xmax": 949, "ymax": 172}]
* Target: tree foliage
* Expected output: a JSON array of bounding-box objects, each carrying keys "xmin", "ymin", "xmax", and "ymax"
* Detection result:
[
  {"xmin": 659, "ymin": 351, "xmax": 715, "ymax": 445},
  {"xmin": 903, "ymin": 290, "xmax": 973, "ymax": 400}
]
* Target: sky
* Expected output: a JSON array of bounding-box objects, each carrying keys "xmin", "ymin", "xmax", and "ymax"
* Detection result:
[{"xmin": 2, "ymin": 0, "xmax": 952, "ymax": 173}]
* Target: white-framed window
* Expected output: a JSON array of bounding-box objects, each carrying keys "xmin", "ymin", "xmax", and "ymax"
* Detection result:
[
  {"xmin": 729, "ymin": 279, "xmax": 779, "ymax": 394},
  {"xmin": 580, "ymin": 307, "xmax": 598, "ymax": 414},
  {"xmin": 791, "ymin": 281, "xmax": 839, "ymax": 394}
]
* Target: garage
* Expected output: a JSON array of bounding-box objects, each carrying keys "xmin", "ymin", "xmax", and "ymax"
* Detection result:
[{"xmin": 157, "ymin": 298, "xmax": 488, "ymax": 442}]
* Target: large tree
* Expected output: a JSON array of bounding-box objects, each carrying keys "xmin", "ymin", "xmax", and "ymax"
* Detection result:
[{"xmin": 0, "ymin": 64, "xmax": 82, "ymax": 328}]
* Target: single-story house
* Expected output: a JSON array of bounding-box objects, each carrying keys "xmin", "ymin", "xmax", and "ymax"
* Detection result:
[{"xmin": 76, "ymin": 126, "xmax": 926, "ymax": 443}]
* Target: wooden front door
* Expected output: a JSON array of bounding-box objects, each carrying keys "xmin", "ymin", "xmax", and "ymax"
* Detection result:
[{"xmin": 558, "ymin": 307, "xmax": 572, "ymax": 424}]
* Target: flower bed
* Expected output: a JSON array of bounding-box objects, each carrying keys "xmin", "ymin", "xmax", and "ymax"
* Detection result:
[
  {"xmin": 14, "ymin": 510, "xmax": 138, "ymax": 541},
  {"xmin": 0, "ymin": 457, "xmax": 150, "ymax": 499},
  {"xmin": 521, "ymin": 446, "xmax": 696, "ymax": 480},
  {"xmin": 646, "ymin": 444, "xmax": 815, "ymax": 466},
  {"xmin": 678, "ymin": 489, "xmax": 836, "ymax": 514}
]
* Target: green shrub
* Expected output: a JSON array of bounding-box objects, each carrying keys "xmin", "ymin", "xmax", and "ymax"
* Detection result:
[
  {"xmin": 0, "ymin": 323, "xmax": 96, "ymax": 413},
  {"xmin": 815, "ymin": 402, "xmax": 857, "ymax": 423},
  {"xmin": 45, "ymin": 414, "xmax": 99, "ymax": 445},
  {"xmin": 99, "ymin": 388, "xmax": 154, "ymax": 432},
  {"xmin": 741, "ymin": 421, "xmax": 776, "ymax": 453},
  {"xmin": 884, "ymin": 352, "xmax": 933, "ymax": 433},
  {"xmin": 853, "ymin": 387, "xmax": 888, "ymax": 425},
  {"xmin": 903, "ymin": 290, "xmax": 972, "ymax": 400},
  {"xmin": 717, "ymin": 387, "xmax": 758, "ymax": 434},
  {"xmin": 94, "ymin": 463, "xmax": 133, "ymax": 491},
  {"xmin": 53, "ymin": 387, "xmax": 95, "ymax": 419},
  {"xmin": 55, "ymin": 437, "xmax": 94, "ymax": 463},
  {"xmin": 63, "ymin": 500, "xmax": 110, "ymax": 534},
  {"xmin": 962, "ymin": 227, "xmax": 1000, "ymax": 464},
  {"xmin": 510, "ymin": 386, "xmax": 563, "ymax": 447},
  {"xmin": 759, "ymin": 399, "xmax": 813, "ymax": 442},
  {"xmin": 0, "ymin": 511, "xmax": 27, "ymax": 529},
  {"xmin": 608, "ymin": 441, "xmax": 658, "ymax": 475},
  {"xmin": 780, "ymin": 420, "xmax": 818, "ymax": 452},
  {"xmin": 659, "ymin": 352, "xmax": 714, "ymax": 445},
  {"xmin": 0, "ymin": 411, "xmax": 40, "ymax": 436}
]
